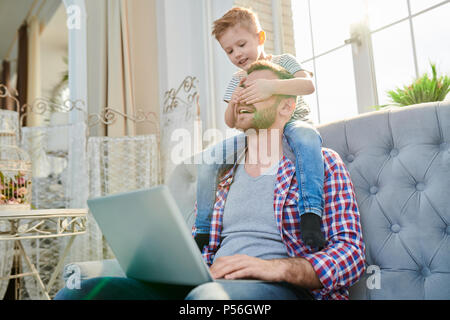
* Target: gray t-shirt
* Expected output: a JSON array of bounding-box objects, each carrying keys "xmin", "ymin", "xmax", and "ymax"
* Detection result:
[
  {"xmin": 223, "ymin": 53, "xmax": 311, "ymax": 121},
  {"xmin": 213, "ymin": 161, "xmax": 290, "ymax": 262}
]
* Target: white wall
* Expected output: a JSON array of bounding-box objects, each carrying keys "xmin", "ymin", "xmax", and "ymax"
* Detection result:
[
  {"xmin": 210, "ymin": 0, "xmax": 238, "ymax": 135},
  {"xmin": 156, "ymin": 0, "xmax": 236, "ymax": 136},
  {"xmin": 156, "ymin": 0, "xmax": 206, "ymax": 120}
]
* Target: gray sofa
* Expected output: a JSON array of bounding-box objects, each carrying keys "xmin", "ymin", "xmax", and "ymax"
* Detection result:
[{"xmin": 63, "ymin": 101, "xmax": 450, "ymax": 299}]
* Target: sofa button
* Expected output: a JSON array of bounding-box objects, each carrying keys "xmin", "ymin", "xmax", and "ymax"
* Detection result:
[
  {"xmin": 440, "ymin": 142, "xmax": 448, "ymax": 151},
  {"xmin": 390, "ymin": 149, "xmax": 399, "ymax": 157},
  {"xmin": 446, "ymin": 225, "xmax": 450, "ymax": 235},
  {"xmin": 421, "ymin": 267, "xmax": 431, "ymax": 277},
  {"xmin": 391, "ymin": 224, "xmax": 401, "ymax": 233},
  {"xmin": 347, "ymin": 154, "xmax": 355, "ymax": 163},
  {"xmin": 370, "ymin": 186, "xmax": 378, "ymax": 194},
  {"xmin": 416, "ymin": 183, "xmax": 425, "ymax": 191}
]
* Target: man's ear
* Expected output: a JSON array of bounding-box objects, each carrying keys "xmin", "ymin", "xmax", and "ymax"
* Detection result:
[
  {"xmin": 279, "ymin": 98, "xmax": 296, "ymax": 118},
  {"xmin": 258, "ymin": 30, "xmax": 266, "ymax": 45}
]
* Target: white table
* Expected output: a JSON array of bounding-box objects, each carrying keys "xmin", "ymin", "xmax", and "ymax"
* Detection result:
[{"xmin": 0, "ymin": 209, "xmax": 88, "ymax": 300}]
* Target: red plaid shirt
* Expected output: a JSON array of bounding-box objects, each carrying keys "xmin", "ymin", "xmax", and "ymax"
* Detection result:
[{"xmin": 192, "ymin": 148, "xmax": 365, "ymax": 300}]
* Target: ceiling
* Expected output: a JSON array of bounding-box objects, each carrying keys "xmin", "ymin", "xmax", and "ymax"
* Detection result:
[
  {"xmin": 0, "ymin": 0, "xmax": 64, "ymax": 63},
  {"xmin": 0, "ymin": 0, "xmax": 36, "ymax": 61},
  {"xmin": 40, "ymin": 4, "xmax": 68, "ymax": 50}
]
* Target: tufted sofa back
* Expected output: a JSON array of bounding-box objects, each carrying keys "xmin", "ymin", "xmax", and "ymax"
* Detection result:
[
  {"xmin": 168, "ymin": 101, "xmax": 450, "ymax": 300},
  {"xmin": 317, "ymin": 102, "xmax": 450, "ymax": 299}
]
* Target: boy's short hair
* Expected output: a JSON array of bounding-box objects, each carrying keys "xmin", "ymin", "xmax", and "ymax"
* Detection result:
[
  {"xmin": 246, "ymin": 60, "xmax": 297, "ymax": 100},
  {"xmin": 212, "ymin": 7, "xmax": 262, "ymax": 40}
]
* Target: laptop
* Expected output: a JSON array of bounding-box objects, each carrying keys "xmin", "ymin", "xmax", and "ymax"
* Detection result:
[{"xmin": 87, "ymin": 185, "xmax": 258, "ymax": 286}]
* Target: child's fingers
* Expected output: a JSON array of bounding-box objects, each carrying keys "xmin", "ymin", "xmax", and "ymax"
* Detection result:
[
  {"xmin": 244, "ymin": 98, "xmax": 259, "ymax": 104},
  {"xmin": 231, "ymin": 99, "xmax": 241, "ymax": 107},
  {"xmin": 233, "ymin": 87, "xmax": 244, "ymax": 100},
  {"xmin": 239, "ymin": 77, "xmax": 247, "ymax": 88},
  {"xmin": 240, "ymin": 88, "xmax": 257, "ymax": 101},
  {"xmin": 244, "ymin": 96, "xmax": 263, "ymax": 105},
  {"xmin": 232, "ymin": 90, "xmax": 242, "ymax": 102},
  {"xmin": 241, "ymin": 91, "xmax": 257, "ymax": 102}
]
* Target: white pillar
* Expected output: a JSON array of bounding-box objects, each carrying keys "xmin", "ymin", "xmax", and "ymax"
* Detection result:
[
  {"xmin": 63, "ymin": 0, "xmax": 88, "ymax": 124},
  {"xmin": 271, "ymin": 0, "xmax": 284, "ymax": 55},
  {"xmin": 63, "ymin": 0, "xmax": 88, "ymax": 209},
  {"xmin": 201, "ymin": 0, "xmax": 217, "ymax": 131},
  {"xmin": 349, "ymin": 21, "xmax": 379, "ymax": 113}
]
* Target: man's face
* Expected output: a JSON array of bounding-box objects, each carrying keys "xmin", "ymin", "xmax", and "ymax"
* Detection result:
[
  {"xmin": 218, "ymin": 24, "xmax": 263, "ymax": 71},
  {"xmin": 234, "ymin": 70, "xmax": 282, "ymax": 132}
]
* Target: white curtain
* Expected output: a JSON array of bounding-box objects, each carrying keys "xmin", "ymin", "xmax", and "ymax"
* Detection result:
[
  {"xmin": 63, "ymin": 0, "xmax": 157, "ymax": 269},
  {"xmin": 19, "ymin": 121, "xmax": 89, "ymax": 299},
  {"xmin": 86, "ymin": 0, "xmax": 137, "ymax": 137},
  {"xmin": 106, "ymin": 0, "xmax": 136, "ymax": 137},
  {"xmin": 75, "ymin": 135, "xmax": 160, "ymax": 262}
]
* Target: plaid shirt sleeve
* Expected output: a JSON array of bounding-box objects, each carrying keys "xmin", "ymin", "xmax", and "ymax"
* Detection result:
[{"xmin": 300, "ymin": 149, "xmax": 365, "ymax": 299}]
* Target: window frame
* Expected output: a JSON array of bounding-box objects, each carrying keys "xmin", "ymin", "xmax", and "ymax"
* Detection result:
[{"xmin": 294, "ymin": 0, "xmax": 450, "ymax": 124}]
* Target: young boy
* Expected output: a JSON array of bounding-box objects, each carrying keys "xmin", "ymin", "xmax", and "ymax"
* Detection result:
[{"xmin": 194, "ymin": 7, "xmax": 326, "ymax": 252}]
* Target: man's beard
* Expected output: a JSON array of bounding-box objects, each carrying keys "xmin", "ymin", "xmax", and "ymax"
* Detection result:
[{"xmin": 236, "ymin": 97, "xmax": 282, "ymax": 132}]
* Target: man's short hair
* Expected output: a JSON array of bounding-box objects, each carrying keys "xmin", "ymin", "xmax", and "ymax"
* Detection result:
[
  {"xmin": 212, "ymin": 7, "xmax": 262, "ymax": 41},
  {"xmin": 246, "ymin": 60, "xmax": 297, "ymax": 100}
]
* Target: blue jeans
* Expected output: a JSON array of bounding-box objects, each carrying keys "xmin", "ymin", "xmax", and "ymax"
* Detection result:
[
  {"xmin": 54, "ymin": 277, "xmax": 314, "ymax": 300},
  {"xmin": 195, "ymin": 121, "xmax": 324, "ymax": 236},
  {"xmin": 283, "ymin": 120, "xmax": 324, "ymax": 217}
]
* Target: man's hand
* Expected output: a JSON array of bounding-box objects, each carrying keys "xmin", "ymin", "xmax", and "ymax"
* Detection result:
[
  {"xmin": 239, "ymin": 79, "xmax": 275, "ymax": 105},
  {"xmin": 210, "ymin": 254, "xmax": 323, "ymax": 290},
  {"xmin": 210, "ymin": 254, "xmax": 286, "ymax": 282}
]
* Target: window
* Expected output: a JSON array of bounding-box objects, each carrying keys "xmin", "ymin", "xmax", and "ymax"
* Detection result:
[
  {"xmin": 292, "ymin": 0, "xmax": 362, "ymax": 124},
  {"xmin": 366, "ymin": 0, "xmax": 409, "ymax": 31},
  {"xmin": 371, "ymin": 21, "xmax": 415, "ymax": 105},
  {"xmin": 292, "ymin": 0, "xmax": 450, "ymax": 124},
  {"xmin": 314, "ymin": 46, "xmax": 358, "ymax": 124},
  {"xmin": 412, "ymin": 3, "xmax": 450, "ymax": 75}
]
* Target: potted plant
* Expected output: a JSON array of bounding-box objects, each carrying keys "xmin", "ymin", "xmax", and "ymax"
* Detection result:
[{"xmin": 375, "ymin": 62, "xmax": 450, "ymax": 109}]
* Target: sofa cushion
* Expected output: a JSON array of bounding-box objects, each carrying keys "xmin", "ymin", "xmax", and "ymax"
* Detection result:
[{"xmin": 317, "ymin": 102, "xmax": 450, "ymax": 299}]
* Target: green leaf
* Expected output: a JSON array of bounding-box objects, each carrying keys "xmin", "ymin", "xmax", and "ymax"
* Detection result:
[{"xmin": 380, "ymin": 62, "xmax": 449, "ymax": 109}]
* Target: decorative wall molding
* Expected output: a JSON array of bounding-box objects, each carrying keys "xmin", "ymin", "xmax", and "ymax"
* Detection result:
[
  {"xmin": 20, "ymin": 98, "xmax": 87, "ymax": 127},
  {"xmin": 160, "ymin": 75, "xmax": 201, "ymax": 183},
  {"xmin": 162, "ymin": 76, "xmax": 199, "ymax": 131},
  {"xmin": 163, "ymin": 76, "xmax": 198, "ymax": 115},
  {"xmin": 87, "ymin": 107, "xmax": 159, "ymax": 134}
]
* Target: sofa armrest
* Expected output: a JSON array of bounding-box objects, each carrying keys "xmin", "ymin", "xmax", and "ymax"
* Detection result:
[{"xmin": 63, "ymin": 259, "xmax": 126, "ymax": 282}]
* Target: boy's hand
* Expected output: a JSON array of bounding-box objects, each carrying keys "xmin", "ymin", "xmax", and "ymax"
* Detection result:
[
  {"xmin": 230, "ymin": 84, "xmax": 244, "ymax": 106},
  {"xmin": 224, "ymin": 80, "xmax": 246, "ymax": 128},
  {"xmin": 230, "ymin": 78, "xmax": 246, "ymax": 117},
  {"xmin": 240, "ymin": 79, "xmax": 275, "ymax": 105}
]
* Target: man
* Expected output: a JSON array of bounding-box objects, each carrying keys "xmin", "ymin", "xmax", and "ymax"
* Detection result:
[
  {"xmin": 191, "ymin": 61, "xmax": 365, "ymax": 300},
  {"xmin": 55, "ymin": 61, "xmax": 365, "ymax": 300}
]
